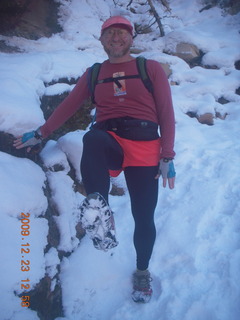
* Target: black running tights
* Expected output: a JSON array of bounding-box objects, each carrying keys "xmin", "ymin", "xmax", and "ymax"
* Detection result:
[{"xmin": 80, "ymin": 129, "xmax": 159, "ymax": 270}]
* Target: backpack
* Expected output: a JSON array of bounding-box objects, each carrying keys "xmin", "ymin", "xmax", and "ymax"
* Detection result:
[{"xmin": 87, "ymin": 56, "xmax": 153, "ymax": 105}]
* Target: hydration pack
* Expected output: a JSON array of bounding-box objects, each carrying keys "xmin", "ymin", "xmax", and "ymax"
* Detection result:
[{"xmin": 87, "ymin": 56, "xmax": 153, "ymax": 104}]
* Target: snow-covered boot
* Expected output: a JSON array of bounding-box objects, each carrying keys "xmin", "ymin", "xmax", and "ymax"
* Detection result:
[
  {"xmin": 132, "ymin": 269, "xmax": 153, "ymax": 303},
  {"xmin": 79, "ymin": 192, "xmax": 118, "ymax": 251}
]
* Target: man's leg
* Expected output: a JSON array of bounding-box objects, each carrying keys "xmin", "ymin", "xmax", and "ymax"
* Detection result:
[
  {"xmin": 79, "ymin": 129, "xmax": 123, "ymax": 251},
  {"xmin": 80, "ymin": 129, "xmax": 123, "ymax": 201},
  {"xmin": 124, "ymin": 166, "xmax": 159, "ymax": 270}
]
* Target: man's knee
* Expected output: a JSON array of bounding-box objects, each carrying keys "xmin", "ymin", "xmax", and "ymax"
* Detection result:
[{"xmin": 83, "ymin": 129, "xmax": 107, "ymax": 147}]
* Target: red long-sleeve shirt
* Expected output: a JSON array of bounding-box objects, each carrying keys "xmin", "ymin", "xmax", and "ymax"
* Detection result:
[{"xmin": 41, "ymin": 58, "xmax": 175, "ymax": 158}]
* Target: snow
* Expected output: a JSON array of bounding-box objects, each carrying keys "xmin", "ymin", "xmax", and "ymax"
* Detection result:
[{"xmin": 0, "ymin": 0, "xmax": 240, "ymax": 319}]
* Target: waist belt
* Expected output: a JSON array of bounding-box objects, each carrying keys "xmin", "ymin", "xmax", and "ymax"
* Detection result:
[{"xmin": 92, "ymin": 117, "xmax": 159, "ymax": 141}]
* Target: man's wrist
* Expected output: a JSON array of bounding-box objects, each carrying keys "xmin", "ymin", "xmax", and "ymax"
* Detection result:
[
  {"xmin": 162, "ymin": 157, "xmax": 173, "ymax": 163},
  {"xmin": 34, "ymin": 127, "xmax": 43, "ymax": 140}
]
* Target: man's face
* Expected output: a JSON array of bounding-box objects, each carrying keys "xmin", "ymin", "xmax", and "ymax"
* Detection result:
[{"xmin": 100, "ymin": 27, "xmax": 133, "ymax": 59}]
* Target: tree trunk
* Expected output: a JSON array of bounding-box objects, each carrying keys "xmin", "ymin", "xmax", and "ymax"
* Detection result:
[{"xmin": 147, "ymin": 0, "xmax": 165, "ymax": 37}]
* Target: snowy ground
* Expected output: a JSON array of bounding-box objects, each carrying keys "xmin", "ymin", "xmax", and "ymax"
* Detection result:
[{"xmin": 0, "ymin": 0, "xmax": 240, "ymax": 319}]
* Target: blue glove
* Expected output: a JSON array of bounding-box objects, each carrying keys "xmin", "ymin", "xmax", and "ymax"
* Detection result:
[
  {"xmin": 159, "ymin": 159, "xmax": 176, "ymax": 179},
  {"xmin": 13, "ymin": 127, "xmax": 43, "ymax": 150}
]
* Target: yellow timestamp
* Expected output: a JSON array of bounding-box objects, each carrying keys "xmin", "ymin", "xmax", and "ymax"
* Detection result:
[{"xmin": 20, "ymin": 212, "xmax": 31, "ymax": 307}]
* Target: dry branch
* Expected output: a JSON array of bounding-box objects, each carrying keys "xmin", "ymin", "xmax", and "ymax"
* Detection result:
[{"xmin": 147, "ymin": 0, "xmax": 165, "ymax": 36}]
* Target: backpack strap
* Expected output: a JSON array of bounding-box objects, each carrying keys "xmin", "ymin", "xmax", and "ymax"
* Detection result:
[
  {"xmin": 97, "ymin": 74, "xmax": 140, "ymax": 88},
  {"xmin": 94, "ymin": 57, "xmax": 153, "ymax": 93},
  {"xmin": 87, "ymin": 62, "xmax": 102, "ymax": 104},
  {"xmin": 136, "ymin": 56, "xmax": 153, "ymax": 94}
]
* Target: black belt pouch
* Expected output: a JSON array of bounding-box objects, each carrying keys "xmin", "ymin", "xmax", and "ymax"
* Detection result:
[{"xmin": 92, "ymin": 117, "xmax": 159, "ymax": 141}]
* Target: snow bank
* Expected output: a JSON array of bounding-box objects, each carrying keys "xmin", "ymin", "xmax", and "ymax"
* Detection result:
[
  {"xmin": 0, "ymin": 152, "xmax": 48, "ymax": 320},
  {"xmin": 0, "ymin": 0, "xmax": 240, "ymax": 319}
]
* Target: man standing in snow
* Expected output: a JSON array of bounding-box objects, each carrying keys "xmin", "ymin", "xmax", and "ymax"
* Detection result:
[{"xmin": 14, "ymin": 16, "xmax": 176, "ymax": 303}]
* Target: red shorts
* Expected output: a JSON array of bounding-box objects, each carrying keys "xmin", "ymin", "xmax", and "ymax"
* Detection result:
[{"xmin": 108, "ymin": 131, "xmax": 161, "ymax": 177}]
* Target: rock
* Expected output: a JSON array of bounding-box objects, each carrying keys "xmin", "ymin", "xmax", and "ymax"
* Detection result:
[
  {"xmin": 130, "ymin": 45, "xmax": 172, "ymax": 77},
  {"xmin": 75, "ymin": 221, "xmax": 86, "ymax": 240},
  {"xmin": 235, "ymin": 60, "xmax": 240, "ymax": 70},
  {"xmin": 197, "ymin": 113, "xmax": 214, "ymax": 125},
  {"xmin": 0, "ymin": 0, "xmax": 62, "ymax": 40},
  {"xmin": 199, "ymin": 0, "xmax": 240, "ymax": 15},
  {"xmin": 160, "ymin": 63, "xmax": 172, "ymax": 78},
  {"xmin": 224, "ymin": 1, "xmax": 240, "ymax": 15},
  {"xmin": 164, "ymin": 39, "xmax": 203, "ymax": 67},
  {"xmin": 26, "ymin": 275, "xmax": 63, "ymax": 320},
  {"xmin": 187, "ymin": 111, "xmax": 214, "ymax": 125},
  {"xmin": 175, "ymin": 42, "xmax": 201, "ymax": 64},
  {"xmin": 110, "ymin": 184, "xmax": 125, "ymax": 196},
  {"xmin": 218, "ymin": 97, "xmax": 230, "ymax": 104},
  {"xmin": 41, "ymin": 89, "xmax": 94, "ymax": 141},
  {"xmin": 236, "ymin": 87, "xmax": 240, "ymax": 96},
  {"xmin": 216, "ymin": 111, "xmax": 228, "ymax": 120}
]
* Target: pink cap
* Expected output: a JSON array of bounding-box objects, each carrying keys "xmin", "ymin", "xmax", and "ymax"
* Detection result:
[{"xmin": 101, "ymin": 16, "xmax": 133, "ymax": 35}]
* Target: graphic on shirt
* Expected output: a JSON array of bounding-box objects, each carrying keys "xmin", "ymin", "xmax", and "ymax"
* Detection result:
[{"xmin": 113, "ymin": 72, "xmax": 126, "ymax": 96}]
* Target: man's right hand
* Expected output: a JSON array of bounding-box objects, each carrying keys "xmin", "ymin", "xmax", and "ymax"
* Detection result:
[{"xmin": 13, "ymin": 128, "xmax": 43, "ymax": 151}]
